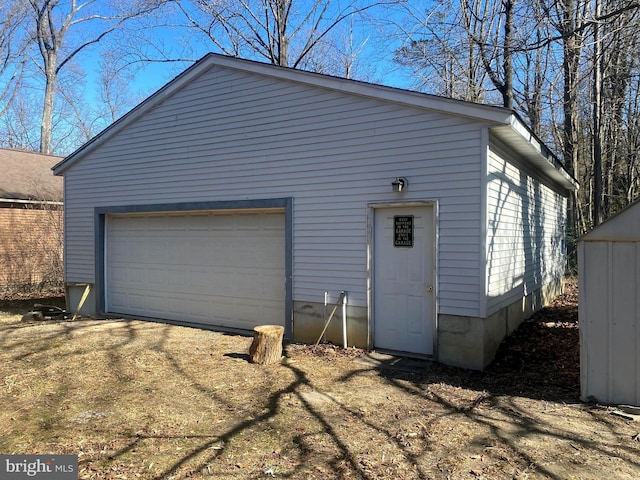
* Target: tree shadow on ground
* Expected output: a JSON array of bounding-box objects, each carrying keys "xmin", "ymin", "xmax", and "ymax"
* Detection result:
[
  {"xmin": 4, "ymin": 279, "xmax": 639, "ymax": 480},
  {"xmin": 322, "ymin": 280, "xmax": 640, "ymax": 480},
  {"xmin": 341, "ymin": 281, "xmax": 580, "ymax": 405},
  {"xmin": 413, "ymin": 279, "xmax": 580, "ymax": 403}
]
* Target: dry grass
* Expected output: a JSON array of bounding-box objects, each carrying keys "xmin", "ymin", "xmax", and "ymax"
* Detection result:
[{"xmin": 1, "ymin": 283, "xmax": 639, "ymax": 479}]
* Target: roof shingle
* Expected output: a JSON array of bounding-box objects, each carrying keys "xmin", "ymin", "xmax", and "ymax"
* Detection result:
[{"xmin": 0, "ymin": 148, "xmax": 63, "ymax": 202}]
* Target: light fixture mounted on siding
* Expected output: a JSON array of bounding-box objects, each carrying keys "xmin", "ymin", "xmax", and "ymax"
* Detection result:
[{"xmin": 391, "ymin": 177, "xmax": 408, "ymax": 193}]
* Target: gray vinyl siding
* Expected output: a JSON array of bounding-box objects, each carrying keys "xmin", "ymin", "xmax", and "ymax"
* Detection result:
[
  {"xmin": 63, "ymin": 64, "xmax": 486, "ymax": 317},
  {"xmin": 486, "ymin": 139, "xmax": 567, "ymax": 314}
]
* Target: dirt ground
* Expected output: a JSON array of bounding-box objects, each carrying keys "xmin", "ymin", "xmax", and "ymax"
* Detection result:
[{"xmin": 1, "ymin": 279, "xmax": 639, "ymax": 479}]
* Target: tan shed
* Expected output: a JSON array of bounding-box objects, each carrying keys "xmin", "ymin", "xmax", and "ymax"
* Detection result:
[{"xmin": 578, "ymin": 200, "xmax": 640, "ymax": 406}]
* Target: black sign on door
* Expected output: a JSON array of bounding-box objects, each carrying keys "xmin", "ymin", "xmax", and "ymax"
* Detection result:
[{"xmin": 394, "ymin": 215, "xmax": 414, "ymax": 247}]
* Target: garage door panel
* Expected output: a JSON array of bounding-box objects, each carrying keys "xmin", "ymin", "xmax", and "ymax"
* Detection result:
[
  {"xmin": 167, "ymin": 268, "xmax": 190, "ymax": 289},
  {"xmin": 106, "ymin": 210, "xmax": 285, "ymax": 330},
  {"xmin": 188, "ymin": 299, "xmax": 212, "ymax": 319},
  {"xmin": 110, "ymin": 266, "xmax": 127, "ymax": 283},
  {"xmin": 129, "ymin": 242, "xmax": 149, "ymax": 260},
  {"xmin": 128, "ymin": 266, "xmax": 146, "ymax": 284},
  {"xmin": 148, "ymin": 240, "xmax": 167, "ymax": 258},
  {"xmin": 235, "ymin": 303, "xmax": 260, "ymax": 324},
  {"xmin": 147, "ymin": 268, "xmax": 168, "ymax": 286},
  {"xmin": 187, "ymin": 214, "xmax": 212, "ymax": 230},
  {"xmin": 109, "ymin": 289, "xmax": 128, "ymax": 310},
  {"xmin": 128, "ymin": 293, "xmax": 146, "ymax": 310},
  {"xmin": 147, "ymin": 295, "xmax": 169, "ymax": 314},
  {"xmin": 259, "ymin": 271, "xmax": 284, "ymax": 294},
  {"xmin": 208, "ymin": 268, "xmax": 235, "ymax": 294}
]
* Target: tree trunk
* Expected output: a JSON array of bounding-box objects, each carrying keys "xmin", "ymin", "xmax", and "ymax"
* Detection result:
[
  {"xmin": 502, "ymin": 0, "xmax": 514, "ymax": 109},
  {"xmin": 249, "ymin": 325, "xmax": 284, "ymax": 365},
  {"xmin": 561, "ymin": 0, "xmax": 583, "ymax": 238},
  {"xmin": 592, "ymin": 0, "xmax": 603, "ymax": 227},
  {"xmin": 275, "ymin": 0, "xmax": 289, "ymax": 66},
  {"xmin": 40, "ymin": 54, "xmax": 56, "ymax": 154}
]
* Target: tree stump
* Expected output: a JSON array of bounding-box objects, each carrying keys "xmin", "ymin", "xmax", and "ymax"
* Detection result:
[{"xmin": 249, "ymin": 325, "xmax": 284, "ymax": 365}]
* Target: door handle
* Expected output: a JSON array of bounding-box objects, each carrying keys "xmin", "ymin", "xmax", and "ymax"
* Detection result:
[{"xmin": 427, "ymin": 285, "xmax": 433, "ymax": 292}]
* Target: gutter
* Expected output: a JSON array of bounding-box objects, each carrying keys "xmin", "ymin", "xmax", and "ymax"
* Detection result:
[{"xmin": 0, "ymin": 198, "xmax": 63, "ymax": 207}]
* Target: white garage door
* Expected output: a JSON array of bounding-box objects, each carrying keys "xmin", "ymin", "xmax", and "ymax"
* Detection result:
[{"xmin": 106, "ymin": 209, "xmax": 285, "ymax": 330}]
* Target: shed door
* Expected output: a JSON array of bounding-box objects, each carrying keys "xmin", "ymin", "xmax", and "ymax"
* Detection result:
[
  {"xmin": 105, "ymin": 210, "xmax": 285, "ymax": 330},
  {"xmin": 374, "ymin": 206, "xmax": 435, "ymax": 356}
]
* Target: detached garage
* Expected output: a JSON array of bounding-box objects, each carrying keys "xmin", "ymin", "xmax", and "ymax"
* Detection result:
[{"xmin": 53, "ymin": 54, "xmax": 577, "ymax": 370}]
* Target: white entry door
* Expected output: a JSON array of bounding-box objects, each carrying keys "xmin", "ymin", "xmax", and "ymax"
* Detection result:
[{"xmin": 374, "ymin": 206, "xmax": 435, "ymax": 356}]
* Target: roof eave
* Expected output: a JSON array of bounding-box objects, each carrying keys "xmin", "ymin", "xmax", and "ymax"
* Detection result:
[
  {"xmin": 208, "ymin": 54, "xmax": 515, "ymax": 124},
  {"xmin": 490, "ymin": 116, "xmax": 579, "ymax": 192},
  {"xmin": 0, "ymin": 198, "xmax": 63, "ymax": 206},
  {"xmin": 53, "ymin": 54, "xmax": 521, "ymax": 175},
  {"xmin": 53, "ymin": 53, "xmax": 577, "ymax": 194}
]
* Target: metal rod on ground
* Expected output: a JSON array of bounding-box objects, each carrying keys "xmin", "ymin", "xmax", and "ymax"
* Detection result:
[
  {"xmin": 315, "ymin": 291, "xmax": 345, "ymax": 346},
  {"xmin": 342, "ymin": 291, "xmax": 347, "ymax": 348},
  {"xmin": 72, "ymin": 284, "xmax": 91, "ymax": 321},
  {"xmin": 323, "ymin": 291, "xmax": 328, "ymax": 343}
]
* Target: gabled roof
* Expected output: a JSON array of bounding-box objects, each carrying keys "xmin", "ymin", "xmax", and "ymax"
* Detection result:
[
  {"xmin": 0, "ymin": 148, "xmax": 63, "ymax": 203},
  {"xmin": 53, "ymin": 53, "xmax": 577, "ymax": 191},
  {"xmin": 581, "ymin": 199, "xmax": 640, "ymax": 242}
]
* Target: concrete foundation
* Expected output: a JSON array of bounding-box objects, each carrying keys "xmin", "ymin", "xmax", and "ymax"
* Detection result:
[
  {"xmin": 65, "ymin": 283, "xmax": 96, "ymax": 317},
  {"xmin": 293, "ymin": 278, "xmax": 564, "ymax": 370},
  {"xmin": 292, "ymin": 300, "xmax": 368, "ymax": 348},
  {"xmin": 438, "ymin": 277, "xmax": 565, "ymax": 370},
  {"xmin": 66, "ymin": 276, "xmax": 564, "ymax": 371}
]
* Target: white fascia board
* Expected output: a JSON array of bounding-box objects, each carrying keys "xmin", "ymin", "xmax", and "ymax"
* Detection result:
[
  {"xmin": 512, "ymin": 116, "xmax": 578, "ymax": 189},
  {"xmin": 491, "ymin": 116, "xmax": 578, "ymax": 192}
]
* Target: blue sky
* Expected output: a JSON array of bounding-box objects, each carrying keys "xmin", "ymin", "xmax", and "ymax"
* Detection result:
[
  {"xmin": 16, "ymin": 1, "xmax": 428, "ymax": 155},
  {"xmin": 94, "ymin": 1, "xmax": 419, "ymax": 106}
]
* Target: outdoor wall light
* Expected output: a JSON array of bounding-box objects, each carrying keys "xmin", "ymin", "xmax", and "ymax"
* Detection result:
[{"xmin": 391, "ymin": 177, "xmax": 408, "ymax": 193}]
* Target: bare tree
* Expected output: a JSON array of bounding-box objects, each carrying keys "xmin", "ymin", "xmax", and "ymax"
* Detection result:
[
  {"xmin": 28, "ymin": 0, "xmax": 165, "ymax": 154},
  {"xmin": 621, "ymin": 75, "xmax": 640, "ymax": 203},
  {"xmin": 393, "ymin": 0, "xmax": 556, "ymax": 121},
  {"xmin": 293, "ymin": 16, "xmax": 376, "ymax": 79},
  {"xmin": 525, "ymin": 0, "xmax": 589, "ymax": 239},
  {"xmin": 393, "ymin": 1, "xmax": 493, "ymax": 102},
  {"xmin": 55, "ymin": 48, "xmax": 140, "ymax": 150},
  {"xmin": 173, "ymin": 0, "xmax": 402, "ymax": 70},
  {"xmin": 98, "ymin": 51, "xmax": 139, "ymax": 124},
  {"xmin": 532, "ymin": 0, "xmax": 640, "ymax": 231},
  {"xmin": 596, "ymin": 0, "xmax": 640, "ymax": 220},
  {"xmin": 592, "ymin": 0, "xmax": 603, "ymax": 226},
  {"xmin": 0, "ymin": 88, "xmax": 41, "ymax": 151},
  {"xmin": 0, "ymin": 1, "xmax": 30, "ymax": 124},
  {"xmin": 516, "ymin": 4, "xmax": 554, "ymax": 136},
  {"xmin": 457, "ymin": 0, "xmax": 517, "ymax": 109}
]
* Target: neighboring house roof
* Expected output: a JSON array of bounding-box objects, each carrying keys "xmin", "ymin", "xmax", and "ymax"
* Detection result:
[
  {"xmin": 0, "ymin": 148, "xmax": 63, "ymax": 204},
  {"xmin": 53, "ymin": 53, "xmax": 578, "ymax": 191}
]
